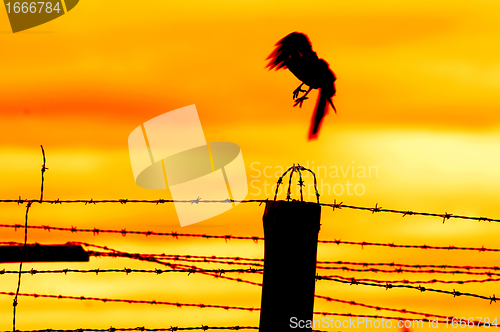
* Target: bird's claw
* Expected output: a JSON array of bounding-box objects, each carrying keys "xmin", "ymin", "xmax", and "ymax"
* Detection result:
[
  {"xmin": 293, "ymin": 96, "xmax": 309, "ymax": 108},
  {"xmin": 293, "ymin": 87, "xmax": 307, "ymax": 100}
]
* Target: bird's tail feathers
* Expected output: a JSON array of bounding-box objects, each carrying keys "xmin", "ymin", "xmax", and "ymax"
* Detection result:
[{"xmin": 308, "ymin": 88, "xmax": 329, "ymax": 140}]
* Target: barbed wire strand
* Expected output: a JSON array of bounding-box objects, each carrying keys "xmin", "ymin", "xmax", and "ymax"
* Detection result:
[
  {"xmin": 0, "ymin": 291, "xmax": 486, "ymax": 328},
  {"xmin": 90, "ymin": 251, "xmax": 500, "ymax": 277},
  {"xmin": 80, "ymin": 244, "xmax": 499, "ymax": 304},
  {"xmin": 71, "ymin": 245, "xmax": 266, "ymax": 288},
  {"xmin": 77, "ymin": 245, "xmax": 500, "ymax": 277},
  {"xmin": 314, "ymin": 265, "xmax": 500, "ymax": 276},
  {"xmin": 94, "ymin": 251, "xmax": 499, "ymax": 303},
  {"xmin": 318, "ymin": 260, "xmax": 500, "ymax": 271},
  {"xmin": 2, "ymin": 248, "xmax": 495, "ymax": 328},
  {"xmin": 324, "ymin": 199, "xmax": 500, "ymax": 224},
  {"xmin": 53, "ymin": 250, "xmax": 500, "ymax": 272},
  {"xmin": 2, "ymin": 223, "xmax": 500, "ymax": 253},
  {"xmin": 12, "ymin": 145, "xmax": 46, "ymax": 332},
  {"xmin": 315, "ymin": 295, "xmax": 459, "ymax": 320},
  {"xmin": 326, "ymin": 276, "xmax": 498, "ymax": 303},
  {"xmin": 4, "ymin": 240, "xmax": 498, "ymax": 303},
  {"xmin": 88, "ymin": 253, "xmax": 500, "ymax": 274},
  {"xmin": 1, "ymin": 197, "xmax": 500, "ymax": 225},
  {"xmin": 0, "ymin": 291, "xmax": 496, "ymax": 329},
  {"xmin": 7, "ymin": 244, "xmax": 500, "ymax": 275},
  {"xmin": 39, "ymin": 145, "xmax": 47, "ymax": 203},
  {"xmin": 92, "ymin": 252, "xmax": 265, "ymax": 287},
  {"xmin": 12, "ymin": 201, "xmax": 32, "ymax": 332},
  {"xmin": 3, "ymin": 268, "xmax": 499, "ymax": 287},
  {"xmin": 316, "ymin": 274, "xmax": 500, "ymax": 285},
  {"xmin": 318, "ymin": 239, "xmax": 500, "ymax": 252},
  {"xmin": 0, "ymin": 268, "xmax": 263, "ymax": 276},
  {"xmin": 1, "ymin": 292, "xmax": 259, "ymax": 312}
]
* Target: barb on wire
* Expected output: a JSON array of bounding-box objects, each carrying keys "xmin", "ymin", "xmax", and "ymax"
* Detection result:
[{"xmin": 0, "ymin": 292, "xmax": 260, "ymax": 312}]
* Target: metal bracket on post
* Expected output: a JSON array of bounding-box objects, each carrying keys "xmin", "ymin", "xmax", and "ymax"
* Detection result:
[{"xmin": 260, "ymin": 163, "xmax": 321, "ymax": 331}]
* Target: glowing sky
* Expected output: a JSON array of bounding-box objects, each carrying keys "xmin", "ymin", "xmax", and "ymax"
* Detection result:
[{"xmin": 1, "ymin": 0, "xmax": 500, "ymax": 330}]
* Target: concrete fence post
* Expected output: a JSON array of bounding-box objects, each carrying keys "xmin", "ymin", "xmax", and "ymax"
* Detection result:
[{"xmin": 259, "ymin": 164, "xmax": 321, "ymax": 331}]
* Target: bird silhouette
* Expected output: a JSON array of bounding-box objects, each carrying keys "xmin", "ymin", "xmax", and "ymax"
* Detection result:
[{"xmin": 267, "ymin": 32, "xmax": 337, "ymax": 140}]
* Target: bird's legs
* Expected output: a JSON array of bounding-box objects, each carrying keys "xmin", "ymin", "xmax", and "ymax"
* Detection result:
[
  {"xmin": 293, "ymin": 86, "xmax": 313, "ymax": 108},
  {"xmin": 292, "ymin": 83, "xmax": 307, "ymax": 99}
]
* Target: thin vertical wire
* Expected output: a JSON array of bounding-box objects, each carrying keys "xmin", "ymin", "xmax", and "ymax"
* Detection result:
[
  {"xmin": 286, "ymin": 164, "xmax": 295, "ymax": 201},
  {"xmin": 40, "ymin": 145, "xmax": 47, "ymax": 203},
  {"xmin": 297, "ymin": 164, "xmax": 304, "ymax": 201},
  {"xmin": 13, "ymin": 145, "xmax": 46, "ymax": 332},
  {"xmin": 13, "ymin": 201, "xmax": 31, "ymax": 332}
]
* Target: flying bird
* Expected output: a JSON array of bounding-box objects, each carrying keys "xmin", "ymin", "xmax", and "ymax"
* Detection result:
[{"xmin": 267, "ymin": 32, "xmax": 337, "ymax": 140}]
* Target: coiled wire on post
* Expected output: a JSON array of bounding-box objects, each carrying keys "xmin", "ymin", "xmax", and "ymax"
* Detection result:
[{"xmin": 273, "ymin": 164, "xmax": 320, "ymax": 203}]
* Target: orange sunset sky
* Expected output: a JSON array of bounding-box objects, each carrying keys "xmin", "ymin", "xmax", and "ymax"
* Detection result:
[{"xmin": 1, "ymin": 0, "xmax": 500, "ymax": 331}]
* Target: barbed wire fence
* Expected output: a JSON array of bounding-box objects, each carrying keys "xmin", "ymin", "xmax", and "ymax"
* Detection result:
[{"xmin": 1, "ymin": 146, "xmax": 499, "ymax": 332}]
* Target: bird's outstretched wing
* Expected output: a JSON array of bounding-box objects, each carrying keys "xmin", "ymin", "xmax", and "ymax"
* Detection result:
[{"xmin": 267, "ymin": 32, "xmax": 321, "ymax": 88}]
